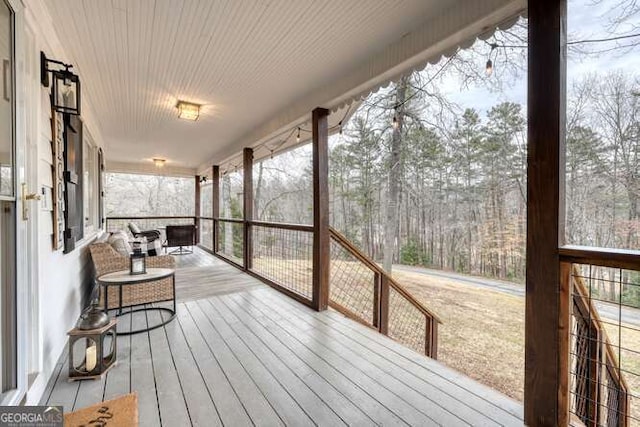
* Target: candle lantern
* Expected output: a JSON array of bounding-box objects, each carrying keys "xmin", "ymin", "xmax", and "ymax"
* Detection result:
[
  {"xmin": 67, "ymin": 307, "xmax": 117, "ymax": 381},
  {"xmin": 130, "ymin": 251, "xmax": 146, "ymax": 275},
  {"xmin": 130, "ymin": 241, "xmax": 146, "ymax": 275}
]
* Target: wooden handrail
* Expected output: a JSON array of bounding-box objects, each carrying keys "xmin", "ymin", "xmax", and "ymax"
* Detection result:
[
  {"xmin": 107, "ymin": 215, "xmax": 196, "ymax": 220},
  {"xmin": 329, "ymin": 226, "xmax": 442, "ymax": 324},
  {"xmin": 249, "ymin": 220, "xmax": 314, "ymax": 232},
  {"xmin": 215, "ymin": 217, "xmax": 244, "ymax": 224},
  {"xmin": 560, "ymin": 245, "xmax": 640, "ymax": 271}
]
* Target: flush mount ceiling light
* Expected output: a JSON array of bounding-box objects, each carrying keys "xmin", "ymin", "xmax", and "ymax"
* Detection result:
[
  {"xmin": 152, "ymin": 158, "xmax": 166, "ymax": 167},
  {"xmin": 176, "ymin": 100, "xmax": 200, "ymax": 121}
]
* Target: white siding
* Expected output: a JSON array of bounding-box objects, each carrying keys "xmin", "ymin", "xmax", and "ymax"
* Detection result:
[{"xmin": 23, "ymin": 0, "xmax": 105, "ymax": 404}]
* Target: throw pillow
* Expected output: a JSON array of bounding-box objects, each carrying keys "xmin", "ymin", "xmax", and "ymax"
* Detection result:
[
  {"xmin": 147, "ymin": 239, "xmax": 163, "ymax": 256},
  {"xmin": 108, "ymin": 231, "xmax": 132, "ymax": 257}
]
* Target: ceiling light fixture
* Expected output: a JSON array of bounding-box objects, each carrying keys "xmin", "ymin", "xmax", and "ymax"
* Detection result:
[
  {"xmin": 176, "ymin": 100, "xmax": 200, "ymax": 121},
  {"xmin": 153, "ymin": 158, "xmax": 166, "ymax": 167}
]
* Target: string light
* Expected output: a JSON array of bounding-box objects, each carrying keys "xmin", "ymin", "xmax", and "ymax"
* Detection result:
[
  {"xmin": 392, "ymin": 108, "xmax": 399, "ymax": 130},
  {"xmin": 485, "ymin": 42, "xmax": 497, "ymax": 77},
  {"xmin": 485, "ymin": 59, "xmax": 493, "ymax": 77},
  {"xmin": 217, "ymin": 103, "xmax": 352, "ymax": 171}
]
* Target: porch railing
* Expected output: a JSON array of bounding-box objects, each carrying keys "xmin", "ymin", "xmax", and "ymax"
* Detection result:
[
  {"xmin": 329, "ymin": 227, "xmax": 440, "ymax": 358},
  {"xmin": 560, "ymin": 246, "xmax": 638, "ymax": 426},
  {"xmin": 105, "ymin": 216, "xmax": 196, "ymax": 235},
  {"xmin": 202, "ymin": 216, "xmax": 440, "ymax": 358}
]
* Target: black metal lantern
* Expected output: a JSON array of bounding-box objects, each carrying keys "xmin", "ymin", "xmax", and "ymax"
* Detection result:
[
  {"xmin": 68, "ymin": 318, "xmax": 117, "ymax": 380},
  {"xmin": 52, "ymin": 69, "xmax": 80, "ymax": 115},
  {"xmin": 41, "ymin": 52, "xmax": 81, "ymax": 116},
  {"xmin": 130, "ymin": 249, "xmax": 146, "ymax": 275}
]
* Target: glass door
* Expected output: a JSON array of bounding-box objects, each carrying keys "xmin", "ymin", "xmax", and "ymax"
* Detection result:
[{"xmin": 0, "ymin": 0, "xmax": 15, "ymax": 401}]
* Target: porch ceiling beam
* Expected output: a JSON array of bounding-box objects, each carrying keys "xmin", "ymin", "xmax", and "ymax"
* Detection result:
[
  {"xmin": 105, "ymin": 161, "xmax": 197, "ymax": 178},
  {"xmin": 524, "ymin": 0, "xmax": 569, "ymax": 425}
]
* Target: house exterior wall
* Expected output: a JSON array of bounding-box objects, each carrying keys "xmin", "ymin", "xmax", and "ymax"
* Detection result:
[{"xmin": 22, "ymin": 1, "xmax": 106, "ymax": 404}]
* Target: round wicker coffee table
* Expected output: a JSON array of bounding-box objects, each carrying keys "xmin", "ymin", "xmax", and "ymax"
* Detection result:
[{"xmin": 98, "ymin": 268, "xmax": 176, "ymax": 335}]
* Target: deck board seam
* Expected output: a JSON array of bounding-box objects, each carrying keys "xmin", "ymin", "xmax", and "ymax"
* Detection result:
[
  {"xmin": 247, "ymin": 289, "xmax": 507, "ymax": 424},
  {"xmin": 144, "ymin": 305, "xmax": 165, "ymax": 427},
  {"xmin": 223, "ymin": 293, "xmax": 435, "ymax": 426},
  {"xmin": 205, "ymin": 296, "xmax": 350, "ymax": 427},
  {"xmin": 184, "ymin": 301, "xmax": 279, "ymax": 426},
  {"xmin": 214, "ymin": 292, "xmax": 388, "ymax": 427},
  {"xmin": 229, "ymin": 291, "xmax": 462, "ymax": 426},
  {"xmin": 195, "ymin": 298, "xmax": 314, "ymax": 427},
  {"xmin": 173, "ymin": 309, "xmax": 226, "ymax": 425},
  {"xmin": 176, "ymin": 303, "xmax": 255, "ymax": 427},
  {"xmin": 255, "ymin": 286, "xmax": 524, "ymax": 421},
  {"xmin": 158, "ymin": 309, "xmax": 196, "ymax": 427}
]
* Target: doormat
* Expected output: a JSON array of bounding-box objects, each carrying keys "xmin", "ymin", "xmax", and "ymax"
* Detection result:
[{"xmin": 64, "ymin": 393, "xmax": 138, "ymax": 427}]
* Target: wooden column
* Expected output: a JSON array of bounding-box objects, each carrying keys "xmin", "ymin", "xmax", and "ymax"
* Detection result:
[
  {"xmin": 243, "ymin": 148, "xmax": 253, "ymax": 270},
  {"xmin": 525, "ymin": 1, "xmax": 568, "ymax": 425},
  {"xmin": 312, "ymin": 107, "xmax": 330, "ymax": 311},
  {"xmin": 212, "ymin": 165, "xmax": 220, "ymax": 252},
  {"xmin": 195, "ymin": 175, "xmax": 201, "ymax": 244}
]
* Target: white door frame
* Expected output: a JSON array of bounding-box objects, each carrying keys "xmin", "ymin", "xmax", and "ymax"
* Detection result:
[
  {"xmin": 1, "ymin": 0, "xmax": 29, "ymax": 406},
  {"xmin": 23, "ymin": 17, "xmax": 40, "ymax": 391}
]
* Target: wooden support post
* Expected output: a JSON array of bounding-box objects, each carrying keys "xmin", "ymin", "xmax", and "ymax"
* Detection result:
[
  {"xmin": 312, "ymin": 107, "xmax": 330, "ymax": 311},
  {"xmin": 194, "ymin": 175, "xmax": 201, "ymax": 244},
  {"xmin": 425, "ymin": 316, "xmax": 438, "ymax": 359},
  {"xmin": 212, "ymin": 165, "xmax": 220, "ymax": 252},
  {"xmin": 379, "ymin": 275, "xmax": 389, "ymax": 335},
  {"xmin": 525, "ymin": 1, "xmax": 568, "ymax": 425},
  {"xmin": 243, "ymin": 148, "xmax": 253, "ymax": 270},
  {"xmin": 373, "ymin": 272, "xmax": 381, "ymax": 328}
]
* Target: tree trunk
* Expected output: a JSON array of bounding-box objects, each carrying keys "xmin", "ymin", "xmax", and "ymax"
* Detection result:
[{"xmin": 383, "ymin": 76, "xmax": 407, "ymax": 272}]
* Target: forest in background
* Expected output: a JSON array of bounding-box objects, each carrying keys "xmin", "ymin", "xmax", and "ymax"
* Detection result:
[{"xmin": 210, "ymin": 66, "xmax": 638, "ymax": 287}]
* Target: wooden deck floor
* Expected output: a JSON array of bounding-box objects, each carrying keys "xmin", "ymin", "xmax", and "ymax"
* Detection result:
[{"xmin": 42, "ymin": 248, "xmax": 524, "ymax": 426}]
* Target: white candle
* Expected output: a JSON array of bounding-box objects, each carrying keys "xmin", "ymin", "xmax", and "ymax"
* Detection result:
[{"xmin": 86, "ymin": 344, "xmax": 97, "ymax": 372}]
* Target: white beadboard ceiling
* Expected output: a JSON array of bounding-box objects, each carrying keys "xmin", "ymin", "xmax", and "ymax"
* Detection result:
[{"xmin": 40, "ymin": 0, "xmax": 524, "ymax": 172}]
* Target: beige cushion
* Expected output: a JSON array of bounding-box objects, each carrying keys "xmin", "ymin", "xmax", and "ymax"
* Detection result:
[
  {"xmin": 95, "ymin": 232, "xmax": 109, "ymax": 244},
  {"xmin": 108, "ymin": 231, "xmax": 132, "ymax": 257}
]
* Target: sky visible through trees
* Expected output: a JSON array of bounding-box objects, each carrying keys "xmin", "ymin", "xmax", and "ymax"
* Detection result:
[{"xmin": 208, "ymin": 0, "xmax": 639, "ymax": 286}]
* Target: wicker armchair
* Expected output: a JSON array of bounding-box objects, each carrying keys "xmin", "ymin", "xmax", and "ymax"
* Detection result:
[{"xmin": 89, "ymin": 242, "xmax": 175, "ymax": 310}]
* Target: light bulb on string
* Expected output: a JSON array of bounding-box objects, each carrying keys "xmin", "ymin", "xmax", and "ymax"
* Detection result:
[
  {"xmin": 296, "ymin": 127, "xmax": 301, "ymax": 143},
  {"xmin": 339, "ymin": 121, "xmax": 343, "ymax": 135},
  {"xmin": 485, "ymin": 42, "xmax": 497, "ymax": 77},
  {"xmin": 392, "ymin": 113, "xmax": 399, "ymax": 130},
  {"xmin": 485, "ymin": 59, "xmax": 493, "ymax": 77}
]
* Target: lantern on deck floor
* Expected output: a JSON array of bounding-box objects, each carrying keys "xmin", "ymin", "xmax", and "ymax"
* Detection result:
[{"xmin": 68, "ymin": 306, "xmax": 117, "ymax": 381}]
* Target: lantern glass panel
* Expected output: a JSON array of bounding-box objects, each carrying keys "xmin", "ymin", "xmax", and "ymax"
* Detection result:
[
  {"xmin": 52, "ymin": 70, "xmax": 80, "ymax": 115},
  {"xmin": 130, "ymin": 253, "xmax": 146, "ymax": 275},
  {"xmin": 72, "ymin": 337, "xmax": 97, "ymax": 374},
  {"xmin": 102, "ymin": 330, "xmax": 116, "ymax": 365}
]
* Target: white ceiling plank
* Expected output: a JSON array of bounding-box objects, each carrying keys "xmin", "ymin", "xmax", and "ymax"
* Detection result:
[{"xmin": 39, "ymin": 0, "xmax": 524, "ymax": 171}]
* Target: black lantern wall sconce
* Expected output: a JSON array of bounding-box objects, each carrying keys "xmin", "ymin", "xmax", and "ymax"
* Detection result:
[{"xmin": 41, "ymin": 51, "xmax": 81, "ymax": 116}]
